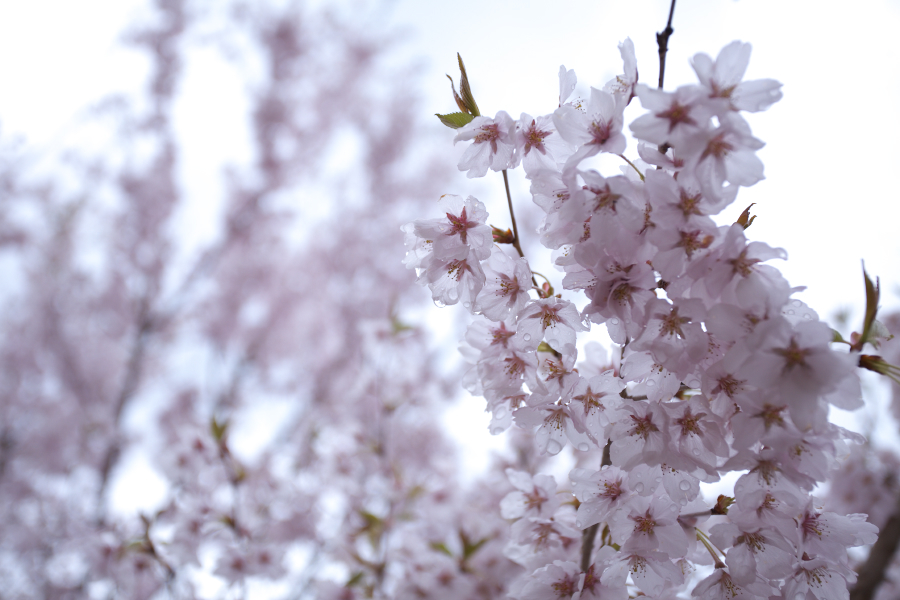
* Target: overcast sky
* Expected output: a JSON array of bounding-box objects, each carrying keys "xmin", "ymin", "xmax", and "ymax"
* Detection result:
[{"xmin": 2, "ymin": 0, "xmax": 897, "ymax": 313}]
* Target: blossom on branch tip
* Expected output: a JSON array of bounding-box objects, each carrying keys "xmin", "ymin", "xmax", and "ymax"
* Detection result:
[
  {"xmin": 691, "ymin": 41, "xmax": 783, "ymax": 113},
  {"xmin": 455, "ymin": 111, "xmax": 518, "ymax": 178}
]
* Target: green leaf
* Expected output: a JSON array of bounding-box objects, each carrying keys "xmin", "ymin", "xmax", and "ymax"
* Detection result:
[
  {"xmin": 457, "ymin": 53, "xmax": 480, "ymax": 117},
  {"xmin": 346, "ymin": 572, "xmax": 365, "ymax": 587},
  {"xmin": 210, "ymin": 416, "xmax": 228, "ymax": 442},
  {"xmin": 430, "ymin": 541, "xmax": 454, "ymax": 557},
  {"xmin": 391, "ymin": 314, "xmax": 413, "ymax": 335},
  {"xmin": 359, "ymin": 510, "xmax": 383, "ymax": 528},
  {"xmin": 446, "ymin": 74, "xmax": 468, "ymax": 114},
  {"xmin": 435, "ymin": 112, "xmax": 475, "ymax": 129},
  {"xmin": 462, "ymin": 536, "xmax": 489, "ymax": 560},
  {"xmin": 859, "ymin": 264, "xmax": 881, "ymax": 349}
]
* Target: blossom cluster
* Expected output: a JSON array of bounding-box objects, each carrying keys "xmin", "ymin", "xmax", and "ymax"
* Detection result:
[{"xmin": 404, "ymin": 40, "xmax": 879, "ymax": 598}]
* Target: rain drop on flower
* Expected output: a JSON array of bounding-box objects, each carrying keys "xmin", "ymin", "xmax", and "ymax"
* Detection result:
[
  {"xmin": 523, "ymin": 333, "xmax": 531, "ymax": 341},
  {"xmin": 577, "ymin": 443, "xmax": 590, "ymax": 452},
  {"xmin": 547, "ymin": 439, "xmax": 563, "ymax": 455},
  {"xmin": 679, "ymin": 480, "xmax": 691, "ymax": 491}
]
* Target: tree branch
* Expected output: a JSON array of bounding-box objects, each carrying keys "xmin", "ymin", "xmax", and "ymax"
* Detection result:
[
  {"xmin": 851, "ymin": 494, "xmax": 900, "ymax": 600},
  {"xmin": 580, "ymin": 441, "xmax": 613, "ymax": 571},
  {"xmin": 657, "ymin": 0, "xmax": 677, "ymax": 90},
  {"xmin": 502, "ymin": 169, "xmax": 526, "ymax": 260}
]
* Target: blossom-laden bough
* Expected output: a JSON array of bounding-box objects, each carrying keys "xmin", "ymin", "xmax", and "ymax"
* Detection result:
[{"xmin": 409, "ymin": 7, "xmax": 897, "ymax": 598}]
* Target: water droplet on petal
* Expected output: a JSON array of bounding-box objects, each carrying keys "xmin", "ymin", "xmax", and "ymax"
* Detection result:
[
  {"xmin": 576, "ymin": 520, "xmax": 584, "ymax": 529},
  {"xmin": 795, "ymin": 594, "xmax": 806, "ymax": 600},
  {"xmin": 548, "ymin": 338, "xmax": 558, "ymax": 348},
  {"xmin": 433, "ymin": 299, "xmax": 446, "ymax": 308},
  {"xmin": 490, "ymin": 426, "xmax": 503, "ymax": 435},
  {"xmin": 646, "ymin": 380, "xmax": 656, "ymax": 387},
  {"xmin": 803, "ymin": 313, "xmax": 813, "ymax": 320},
  {"xmin": 463, "ymin": 301, "xmax": 471, "ymax": 309},
  {"xmin": 577, "ymin": 443, "xmax": 590, "ymax": 452},
  {"xmin": 787, "ymin": 309, "xmax": 795, "ymax": 315},
  {"xmin": 448, "ymin": 289, "xmax": 459, "ymax": 301},
  {"xmin": 679, "ymin": 480, "xmax": 691, "ymax": 491},
  {"xmin": 547, "ymin": 439, "xmax": 563, "ymax": 455},
  {"xmin": 692, "ymin": 448, "xmax": 701, "ymax": 456},
  {"xmin": 634, "ymin": 482, "xmax": 644, "ymax": 493},
  {"xmin": 610, "ymin": 317, "xmax": 620, "ymax": 325},
  {"xmin": 523, "ymin": 333, "xmax": 532, "ymax": 341},
  {"xmin": 679, "ymin": 498, "xmax": 688, "ymax": 506},
  {"xmin": 792, "ymin": 299, "xmax": 802, "ymax": 307}
]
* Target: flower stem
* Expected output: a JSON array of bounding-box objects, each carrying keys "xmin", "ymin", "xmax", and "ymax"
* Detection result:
[
  {"xmin": 696, "ymin": 528, "xmax": 725, "ymax": 568},
  {"xmin": 502, "ymin": 169, "xmax": 526, "ymax": 259},
  {"xmin": 502, "ymin": 169, "xmax": 542, "ymax": 290},
  {"xmin": 617, "ymin": 154, "xmax": 645, "ymax": 181}
]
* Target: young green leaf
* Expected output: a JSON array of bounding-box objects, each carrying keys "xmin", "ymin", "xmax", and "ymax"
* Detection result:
[
  {"xmin": 435, "ymin": 112, "xmax": 475, "ymax": 129},
  {"xmin": 457, "ymin": 53, "xmax": 480, "ymax": 117}
]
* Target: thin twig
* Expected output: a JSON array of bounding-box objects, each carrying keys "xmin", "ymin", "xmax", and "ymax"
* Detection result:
[
  {"xmin": 502, "ymin": 169, "xmax": 525, "ymax": 259},
  {"xmin": 656, "ymin": 0, "xmax": 677, "ymax": 90},
  {"xmin": 501, "ymin": 169, "xmax": 542, "ymax": 292}
]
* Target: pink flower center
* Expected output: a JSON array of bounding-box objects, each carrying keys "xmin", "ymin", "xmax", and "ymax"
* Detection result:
[{"xmin": 657, "ymin": 101, "xmax": 696, "ymax": 132}]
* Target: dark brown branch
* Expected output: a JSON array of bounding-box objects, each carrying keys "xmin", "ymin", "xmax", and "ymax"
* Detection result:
[
  {"xmin": 656, "ymin": 0, "xmax": 677, "ymax": 90},
  {"xmin": 580, "ymin": 524, "xmax": 599, "ymax": 572},
  {"xmin": 580, "ymin": 441, "xmax": 613, "ymax": 572},
  {"xmin": 850, "ymin": 494, "xmax": 900, "ymax": 600}
]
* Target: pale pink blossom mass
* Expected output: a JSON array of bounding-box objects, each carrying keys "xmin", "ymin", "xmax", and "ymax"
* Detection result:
[{"xmin": 405, "ymin": 28, "xmax": 894, "ymax": 600}]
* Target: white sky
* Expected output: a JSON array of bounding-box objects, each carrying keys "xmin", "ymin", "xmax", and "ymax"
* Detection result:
[
  {"xmin": 1, "ymin": 0, "xmax": 899, "ymax": 484},
  {"xmin": 2, "ymin": 0, "xmax": 897, "ymax": 314}
]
